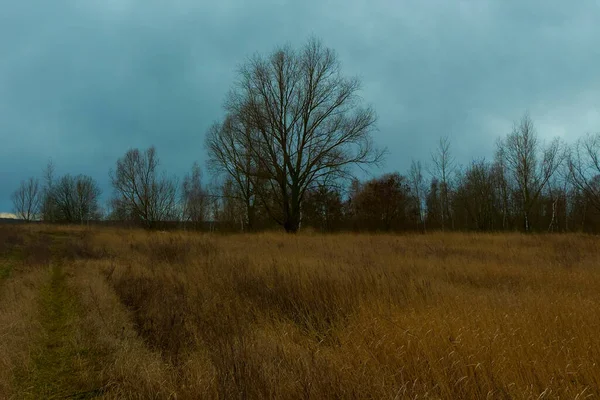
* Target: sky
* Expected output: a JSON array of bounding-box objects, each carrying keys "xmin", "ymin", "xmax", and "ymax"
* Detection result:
[{"xmin": 1, "ymin": 0, "xmax": 599, "ymax": 213}]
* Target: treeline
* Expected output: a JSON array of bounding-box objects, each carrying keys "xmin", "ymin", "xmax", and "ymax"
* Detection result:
[
  {"xmin": 10, "ymin": 119, "xmax": 600, "ymax": 233},
  {"xmin": 9, "ymin": 38, "xmax": 600, "ymax": 233},
  {"xmin": 269, "ymin": 119, "xmax": 600, "ymax": 234}
]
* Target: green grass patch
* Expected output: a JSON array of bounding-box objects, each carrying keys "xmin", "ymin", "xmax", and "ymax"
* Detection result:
[
  {"xmin": 0, "ymin": 262, "xmax": 13, "ymax": 279},
  {"xmin": 17, "ymin": 264, "xmax": 106, "ymax": 399}
]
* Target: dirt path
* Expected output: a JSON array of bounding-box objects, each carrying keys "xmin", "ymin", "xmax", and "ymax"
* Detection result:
[{"xmin": 19, "ymin": 263, "xmax": 106, "ymax": 399}]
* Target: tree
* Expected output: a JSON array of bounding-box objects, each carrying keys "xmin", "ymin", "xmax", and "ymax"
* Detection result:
[
  {"xmin": 215, "ymin": 178, "xmax": 247, "ymax": 231},
  {"xmin": 568, "ymin": 133, "xmax": 600, "ymax": 213},
  {"xmin": 110, "ymin": 146, "xmax": 178, "ymax": 229},
  {"xmin": 181, "ymin": 162, "xmax": 209, "ymax": 229},
  {"xmin": 543, "ymin": 176, "xmax": 568, "ymax": 232},
  {"xmin": 37, "ymin": 160, "xmax": 101, "ymax": 224},
  {"xmin": 453, "ymin": 159, "xmax": 497, "ymax": 231},
  {"xmin": 492, "ymin": 141, "xmax": 513, "ymax": 230},
  {"xmin": 206, "ymin": 115, "xmax": 261, "ymax": 230},
  {"xmin": 350, "ymin": 173, "xmax": 415, "ymax": 231},
  {"xmin": 425, "ymin": 178, "xmax": 442, "ymax": 230},
  {"xmin": 408, "ymin": 160, "xmax": 426, "ymax": 232},
  {"xmin": 429, "ymin": 136, "xmax": 456, "ymax": 231},
  {"xmin": 40, "ymin": 159, "xmax": 58, "ymax": 222},
  {"xmin": 52, "ymin": 174, "xmax": 102, "ymax": 223},
  {"xmin": 209, "ymin": 37, "xmax": 384, "ymax": 233},
  {"xmin": 497, "ymin": 113, "xmax": 565, "ymax": 232},
  {"xmin": 74, "ymin": 175, "xmax": 102, "ymax": 223},
  {"xmin": 569, "ymin": 176, "xmax": 600, "ymax": 232},
  {"xmin": 302, "ymin": 184, "xmax": 344, "ymax": 231},
  {"xmin": 11, "ymin": 177, "xmax": 41, "ymax": 221}
]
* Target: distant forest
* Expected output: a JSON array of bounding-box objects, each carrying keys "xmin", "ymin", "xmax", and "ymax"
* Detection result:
[{"xmin": 10, "ymin": 39, "xmax": 600, "ymax": 233}]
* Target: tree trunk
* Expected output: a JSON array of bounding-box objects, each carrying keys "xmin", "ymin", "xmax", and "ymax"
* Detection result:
[
  {"xmin": 548, "ymin": 198, "xmax": 558, "ymax": 232},
  {"xmin": 246, "ymin": 201, "xmax": 255, "ymax": 231},
  {"xmin": 284, "ymin": 188, "xmax": 301, "ymax": 233},
  {"xmin": 284, "ymin": 220, "xmax": 299, "ymax": 233},
  {"xmin": 283, "ymin": 208, "xmax": 300, "ymax": 233}
]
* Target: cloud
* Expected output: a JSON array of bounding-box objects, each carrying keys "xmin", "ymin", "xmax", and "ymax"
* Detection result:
[{"xmin": 1, "ymin": 0, "xmax": 599, "ymax": 211}]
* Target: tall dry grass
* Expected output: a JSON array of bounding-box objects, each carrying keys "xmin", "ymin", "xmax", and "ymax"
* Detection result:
[
  {"xmin": 84, "ymin": 229, "xmax": 600, "ymax": 399},
  {"xmin": 2, "ymin": 225, "xmax": 600, "ymax": 398},
  {"xmin": 0, "ymin": 226, "xmax": 53, "ymax": 398}
]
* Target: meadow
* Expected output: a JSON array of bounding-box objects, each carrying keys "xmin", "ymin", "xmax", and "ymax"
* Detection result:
[{"xmin": 0, "ymin": 225, "xmax": 599, "ymax": 399}]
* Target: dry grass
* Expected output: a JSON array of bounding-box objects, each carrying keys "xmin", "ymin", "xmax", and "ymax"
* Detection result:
[
  {"xmin": 0, "ymin": 267, "xmax": 46, "ymax": 398},
  {"xmin": 0, "ymin": 227, "xmax": 49, "ymax": 398},
  {"xmin": 1, "ymin": 225, "xmax": 600, "ymax": 398}
]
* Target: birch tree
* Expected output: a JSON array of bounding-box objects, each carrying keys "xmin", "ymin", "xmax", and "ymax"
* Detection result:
[{"xmin": 497, "ymin": 113, "xmax": 565, "ymax": 232}]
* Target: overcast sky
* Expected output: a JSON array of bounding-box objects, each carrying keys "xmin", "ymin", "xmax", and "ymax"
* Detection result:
[{"xmin": 1, "ymin": 0, "xmax": 599, "ymax": 213}]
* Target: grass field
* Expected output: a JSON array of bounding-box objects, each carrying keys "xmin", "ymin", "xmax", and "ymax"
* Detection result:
[{"xmin": 0, "ymin": 225, "xmax": 599, "ymax": 399}]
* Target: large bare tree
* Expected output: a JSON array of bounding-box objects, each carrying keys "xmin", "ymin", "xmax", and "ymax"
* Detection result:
[
  {"xmin": 568, "ymin": 132, "xmax": 600, "ymax": 212},
  {"xmin": 208, "ymin": 37, "xmax": 384, "ymax": 232},
  {"xmin": 110, "ymin": 146, "xmax": 178, "ymax": 229},
  {"xmin": 11, "ymin": 177, "xmax": 41, "ymax": 221},
  {"xmin": 497, "ymin": 113, "xmax": 565, "ymax": 232}
]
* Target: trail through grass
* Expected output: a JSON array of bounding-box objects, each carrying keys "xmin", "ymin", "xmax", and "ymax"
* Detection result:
[
  {"xmin": 0, "ymin": 262, "xmax": 12, "ymax": 280},
  {"xmin": 0, "ymin": 247, "xmax": 20, "ymax": 281},
  {"xmin": 19, "ymin": 263, "xmax": 106, "ymax": 399}
]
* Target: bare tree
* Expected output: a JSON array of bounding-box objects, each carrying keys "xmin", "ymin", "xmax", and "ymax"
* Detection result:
[
  {"xmin": 11, "ymin": 177, "xmax": 41, "ymax": 221},
  {"xmin": 40, "ymin": 159, "xmax": 58, "ymax": 222},
  {"xmin": 52, "ymin": 174, "xmax": 102, "ymax": 223},
  {"xmin": 453, "ymin": 159, "xmax": 497, "ymax": 231},
  {"xmin": 181, "ymin": 162, "xmax": 209, "ymax": 229},
  {"xmin": 408, "ymin": 160, "xmax": 426, "ymax": 232},
  {"xmin": 425, "ymin": 178, "xmax": 442, "ymax": 230},
  {"xmin": 110, "ymin": 146, "xmax": 178, "ymax": 229},
  {"xmin": 75, "ymin": 175, "xmax": 102, "ymax": 224},
  {"xmin": 429, "ymin": 136, "xmax": 456, "ymax": 231},
  {"xmin": 206, "ymin": 114, "xmax": 261, "ymax": 230},
  {"xmin": 568, "ymin": 133, "xmax": 600, "ymax": 212},
  {"xmin": 218, "ymin": 177, "xmax": 247, "ymax": 231},
  {"xmin": 492, "ymin": 141, "xmax": 513, "ymax": 230},
  {"xmin": 209, "ymin": 37, "xmax": 384, "ymax": 233},
  {"xmin": 206, "ymin": 182, "xmax": 223, "ymax": 232},
  {"xmin": 498, "ymin": 113, "xmax": 565, "ymax": 232},
  {"xmin": 544, "ymin": 171, "xmax": 568, "ymax": 232}
]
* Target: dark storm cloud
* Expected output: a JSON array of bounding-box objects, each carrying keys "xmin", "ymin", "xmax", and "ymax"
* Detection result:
[{"xmin": 1, "ymin": 0, "xmax": 599, "ymax": 212}]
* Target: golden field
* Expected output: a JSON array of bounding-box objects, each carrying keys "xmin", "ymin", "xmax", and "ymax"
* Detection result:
[{"xmin": 0, "ymin": 225, "xmax": 599, "ymax": 399}]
